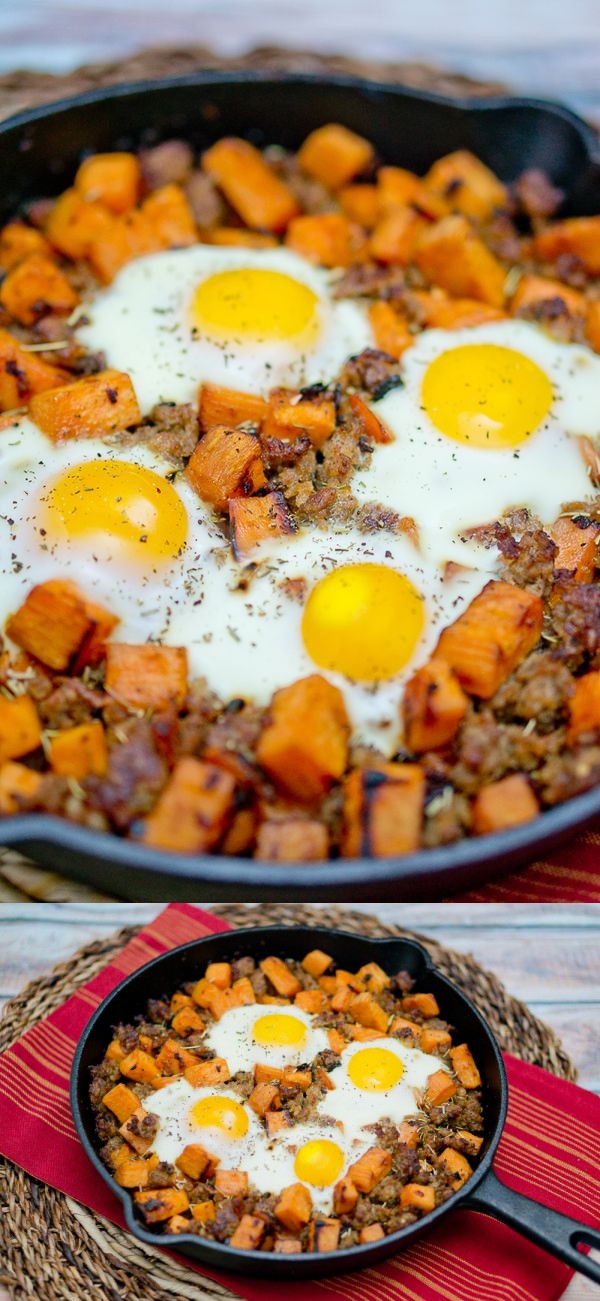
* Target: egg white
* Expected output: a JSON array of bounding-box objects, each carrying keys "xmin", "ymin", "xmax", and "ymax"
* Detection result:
[
  {"xmin": 76, "ymin": 244, "xmax": 373, "ymax": 413},
  {"xmin": 319, "ymin": 1036, "xmax": 447, "ymax": 1132},
  {"xmin": 202, "ymin": 1002, "xmax": 331, "ymax": 1073}
]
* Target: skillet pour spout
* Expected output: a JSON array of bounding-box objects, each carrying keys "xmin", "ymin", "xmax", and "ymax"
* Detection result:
[{"xmin": 70, "ymin": 924, "xmax": 600, "ymax": 1280}]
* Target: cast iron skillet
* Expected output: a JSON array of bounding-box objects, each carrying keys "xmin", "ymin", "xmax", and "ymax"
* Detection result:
[
  {"xmin": 71, "ymin": 923, "xmax": 600, "ymax": 1280},
  {"xmin": 1, "ymin": 73, "xmax": 600, "ymax": 900}
]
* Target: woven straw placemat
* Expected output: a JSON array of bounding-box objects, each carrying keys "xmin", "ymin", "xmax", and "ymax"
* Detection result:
[{"xmin": 0, "ymin": 902, "xmax": 576, "ymax": 1301}]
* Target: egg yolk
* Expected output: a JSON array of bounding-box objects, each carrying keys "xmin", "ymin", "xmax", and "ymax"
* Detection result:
[
  {"xmin": 43, "ymin": 459, "xmax": 187, "ymax": 561},
  {"xmin": 191, "ymin": 268, "xmax": 320, "ymax": 342},
  {"xmin": 348, "ymin": 1046, "xmax": 405, "ymax": 1092},
  {"xmin": 302, "ymin": 563, "xmax": 425, "ymax": 682},
  {"xmin": 191, "ymin": 1096, "xmax": 249, "ymax": 1139},
  {"xmin": 253, "ymin": 1013, "xmax": 307, "ymax": 1049},
  {"xmin": 421, "ymin": 343, "xmax": 553, "ymax": 448},
  {"xmin": 294, "ymin": 1139, "xmax": 345, "ymax": 1187}
]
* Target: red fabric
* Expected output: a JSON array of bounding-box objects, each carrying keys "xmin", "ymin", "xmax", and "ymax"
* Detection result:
[
  {"xmin": 0, "ymin": 903, "xmax": 598, "ymax": 1301},
  {"xmin": 452, "ymin": 821, "xmax": 600, "ymax": 901}
]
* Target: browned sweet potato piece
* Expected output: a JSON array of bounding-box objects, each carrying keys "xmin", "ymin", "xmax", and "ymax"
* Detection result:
[
  {"xmin": 104, "ymin": 643, "xmax": 188, "ymax": 712},
  {"xmin": 333, "ymin": 1175, "xmax": 359, "ymax": 1215},
  {"xmin": 0, "ymin": 696, "xmax": 41, "ymax": 765},
  {"xmin": 294, "ymin": 989, "xmax": 327, "ymax": 1013},
  {"xmin": 360, "ymin": 1224, "xmax": 385, "ymax": 1243},
  {"xmin": 6, "ymin": 580, "xmax": 94, "ymax": 671},
  {"xmin": 119, "ymin": 1050, "xmax": 159, "ymax": 1084},
  {"xmin": 416, "ymin": 214, "xmax": 506, "ymax": 307},
  {"xmin": 0, "ymin": 762, "xmax": 42, "ymax": 814},
  {"xmin": 175, "ymin": 1144, "xmax": 213, "ymax": 1180},
  {"xmin": 356, "ymin": 962, "xmax": 390, "ymax": 993},
  {"xmin": 255, "ymin": 817, "xmax": 329, "ymax": 862},
  {"xmin": 229, "ymin": 491, "xmax": 294, "ymax": 559},
  {"xmin": 368, "ymin": 300, "xmax": 412, "ymax": 359},
  {"xmin": 75, "ymin": 152, "xmax": 141, "ymax": 213},
  {"xmin": 377, "ymin": 165, "xmax": 428, "ymax": 212},
  {"xmin": 0, "ymin": 221, "xmax": 51, "ymax": 270},
  {"xmin": 265, "ymin": 1109, "xmax": 293, "ymax": 1137},
  {"xmin": 71, "ymin": 597, "xmax": 120, "ymax": 674},
  {"xmin": 184, "ymin": 1058, "xmax": 230, "ymax": 1087},
  {"xmin": 369, "ymin": 207, "xmax": 424, "ymax": 265},
  {"xmin": 142, "ymin": 757, "xmax": 236, "ymax": 854},
  {"xmin": 328, "ymin": 1028, "xmax": 346, "ymax": 1054},
  {"xmin": 0, "ymin": 253, "xmax": 78, "ymax": 325},
  {"xmin": 301, "ymin": 949, "xmax": 333, "ymax": 978},
  {"xmin": 205, "ymin": 962, "xmax": 232, "ymax": 990},
  {"xmin": 552, "ymin": 515, "xmax": 599, "ymax": 583},
  {"xmin": 403, "ymin": 659, "xmax": 468, "ymax": 752},
  {"xmin": 397, "ymin": 1121, "xmax": 419, "ymax": 1148},
  {"xmin": 402, "ymin": 992, "xmax": 440, "ymax": 1017},
  {"xmin": 450, "ymin": 1044, "xmax": 481, "ymax": 1088},
  {"xmin": 0, "ymin": 327, "xmax": 70, "ymax": 410},
  {"xmin": 49, "ymin": 720, "xmax": 108, "ymax": 780},
  {"xmin": 586, "ymin": 300, "xmax": 600, "ymax": 353},
  {"xmin": 400, "ymin": 1183, "xmax": 435, "ymax": 1212},
  {"xmin": 347, "ymin": 1147, "xmax": 392, "ymax": 1194},
  {"xmin": 511, "ymin": 273, "xmax": 585, "ymax": 322},
  {"xmin": 142, "ymin": 184, "xmax": 196, "ymax": 247},
  {"xmin": 248, "ymin": 1081, "xmax": 281, "ymax": 1114},
  {"xmin": 187, "ymin": 424, "xmax": 266, "ymax": 511},
  {"xmin": 88, "ymin": 209, "xmax": 161, "ymax": 283},
  {"xmin": 135, "ymin": 1188, "xmax": 190, "ymax": 1223},
  {"xmin": 230, "ymin": 1213, "xmax": 267, "ymax": 1250},
  {"xmin": 260, "ymin": 955, "xmax": 302, "ymax": 998},
  {"xmin": 348, "ymin": 991, "xmax": 389, "ymax": 1034},
  {"xmin": 339, "ymin": 183, "xmax": 379, "ymax": 228},
  {"xmin": 191, "ymin": 1200, "xmax": 216, "ymax": 1223},
  {"xmin": 307, "ymin": 1217, "xmax": 341, "ymax": 1253},
  {"xmin": 390, "ymin": 1016, "xmax": 420, "ymax": 1044},
  {"xmin": 214, "ymin": 1170, "xmax": 249, "ymax": 1197},
  {"xmin": 420, "ymin": 1027, "xmax": 452, "ymax": 1054},
  {"xmin": 438, "ymin": 1148, "xmax": 473, "ymax": 1188},
  {"xmin": 209, "ymin": 228, "xmax": 278, "ymax": 249},
  {"xmin": 103, "ymin": 1082, "xmax": 140, "ymax": 1123},
  {"xmin": 286, "ymin": 213, "xmax": 367, "ymax": 267},
  {"xmin": 348, "ymin": 392, "xmax": 393, "ymax": 444},
  {"xmin": 264, "ymin": 387, "xmax": 337, "ymax": 447},
  {"xmin": 341, "ymin": 763, "xmax": 425, "ymax": 857},
  {"xmin": 199, "ymin": 382, "xmax": 268, "ymax": 432},
  {"xmin": 425, "ymin": 1069, "xmax": 456, "ymax": 1106},
  {"xmin": 567, "ymin": 670, "xmax": 600, "ymax": 744},
  {"xmin": 298, "ymin": 124, "xmax": 374, "ymax": 189},
  {"xmin": 532, "ymin": 215, "xmax": 600, "ymax": 274},
  {"xmin": 114, "ymin": 1157, "xmax": 153, "ymax": 1188},
  {"xmin": 46, "ymin": 188, "xmax": 115, "ymax": 259},
  {"xmin": 170, "ymin": 1005, "xmax": 205, "ymax": 1036},
  {"xmin": 119, "ymin": 1106, "xmax": 155, "ymax": 1155},
  {"xmin": 275, "ymin": 1183, "xmax": 313, "ymax": 1233},
  {"xmin": 425, "ymin": 150, "xmax": 508, "ymax": 221},
  {"xmin": 434, "ymin": 580, "xmax": 543, "ymax": 698},
  {"xmin": 154, "ymin": 1037, "xmax": 198, "ymax": 1075},
  {"xmin": 257, "ymin": 674, "xmax": 349, "ymax": 803},
  {"xmin": 203, "ymin": 138, "xmax": 298, "ymax": 233},
  {"xmin": 411, "ymin": 288, "xmax": 505, "ymax": 329},
  {"xmin": 29, "ymin": 369, "xmax": 141, "ymax": 441},
  {"xmin": 456, "ymin": 1130, "xmax": 484, "ymax": 1156},
  {"xmin": 472, "ymin": 773, "xmax": 540, "ymax": 835}
]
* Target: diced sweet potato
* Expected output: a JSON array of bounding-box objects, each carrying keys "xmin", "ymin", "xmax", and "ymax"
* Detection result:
[
  {"xmin": 199, "ymin": 382, "xmax": 268, "ymax": 433},
  {"xmin": 114, "ymin": 1157, "xmax": 153, "ymax": 1188},
  {"xmin": 456, "ymin": 1130, "xmax": 484, "ymax": 1155},
  {"xmin": 368, "ymin": 300, "xmax": 413, "ymax": 359},
  {"xmin": 420, "ymin": 1027, "xmax": 452, "ymax": 1054},
  {"xmin": 187, "ymin": 424, "xmax": 266, "ymax": 511},
  {"xmin": 166, "ymin": 1214, "xmax": 192, "ymax": 1234},
  {"xmin": 416, "ymin": 214, "xmax": 506, "ymax": 307},
  {"xmin": 0, "ymin": 327, "xmax": 70, "ymax": 411},
  {"xmin": 229, "ymin": 491, "xmax": 294, "ymax": 559},
  {"xmin": 532, "ymin": 215, "xmax": 600, "ymax": 274},
  {"xmin": 403, "ymin": 659, "xmax": 468, "ymax": 752},
  {"xmin": 347, "ymin": 1147, "xmax": 392, "ymax": 1193},
  {"xmin": 450, "ymin": 1043, "xmax": 481, "ymax": 1088},
  {"xmin": 105, "ymin": 643, "xmax": 188, "ymax": 713},
  {"xmin": 341, "ymin": 763, "xmax": 425, "ymax": 858},
  {"xmin": 75, "ymin": 152, "xmax": 141, "ymax": 213},
  {"xmin": 46, "ymin": 188, "xmax": 115, "ymax": 259},
  {"xmin": 438, "ymin": 1148, "xmax": 473, "ymax": 1188},
  {"xmin": 511, "ymin": 273, "xmax": 585, "ymax": 322},
  {"xmin": 184, "ymin": 1058, "xmax": 230, "ymax": 1088},
  {"xmin": 135, "ymin": 1188, "xmax": 190, "ymax": 1224},
  {"xmin": 339, "ymin": 183, "xmax": 380, "ymax": 228},
  {"xmin": 102, "ymin": 1082, "xmax": 140, "ymax": 1123},
  {"xmin": 214, "ymin": 1170, "xmax": 249, "ymax": 1197},
  {"xmin": 265, "ymin": 1109, "xmax": 293, "ymax": 1137},
  {"xmin": 257, "ymin": 674, "xmax": 349, "ymax": 803},
  {"xmin": 29, "ymin": 368, "xmax": 141, "ymax": 441},
  {"xmin": 348, "ymin": 1024, "xmax": 380, "ymax": 1043},
  {"xmin": 255, "ymin": 817, "xmax": 329, "ymax": 862},
  {"xmin": 6, "ymin": 580, "xmax": 94, "ymax": 671},
  {"xmin": 0, "ymin": 696, "xmax": 41, "ymax": 766},
  {"xmin": 264, "ymin": 387, "xmax": 337, "ymax": 447},
  {"xmin": 119, "ymin": 1050, "xmax": 159, "ymax": 1084},
  {"xmin": 170, "ymin": 991, "xmax": 192, "ymax": 1013},
  {"xmin": 0, "ymin": 253, "xmax": 78, "ymax": 325},
  {"xmin": 286, "ymin": 213, "xmax": 367, "ymax": 267},
  {"xmin": 275, "ymin": 1182, "xmax": 313, "ymax": 1233},
  {"xmin": 390, "ymin": 1016, "xmax": 421, "ymax": 1044},
  {"xmin": 142, "ymin": 183, "xmax": 196, "ymax": 247},
  {"xmin": 203, "ymin": 138, "xmax": 299, "ymax": 233},
  {"xmin": 333, "ymin": 1175, "xmax": 358, "ymax": 1215},
  {"xmin": 328, "ymin": 1028, "xmax": 347, "ymax": 1055},
  {"xmin": 143, "ymin": 756, "xmax": 235, "ymax": 854},
  {"xmin": 298, "ymin": 124, "xmax": 374, "ymax": 190},
  {"xmin": 425, "ymin": 150, "xmax": 508, "ymax": 221},
  {"xmin": 71, "ymin": 597, "xmax": 120, "ymax": 674},
  {"xmin": 105, "ymin": 1038, "xmax": 126, "ymax": 1063},
  {"xmin": 119, "ymin": 1106, "xmax": 155, "ymax": 1155},
  {"xmin": 335, "ymin": 969, "xmax": 365, "ymax": 992},
  {"xmin": 0, "ymin": 221, "xmax": 51, "ymax": 270},
  {"xmin": 347, "ymin": 392, "xmax": 393, "ymax": 444},
  {"xmin": 153, "ymin": 1037, "xmax": 198, "ymax": 1076},
  {"xmin": 412, "ymin": 288, "xmax": 505, "ymax": 329},
  {"xmin": 586, "ymin": 300, "xmax": 600, "ymax": 353},
  {"xmin": 230, "ymin": 1213, "xmax": 268, "ymax": 1250},
  {"xmin": 567, "ymin": 670, "xmax": 600, "ymax": 744},
  {"xmin": 205, "ymin": 961, "xmax": 232, "ymax": 990},
  {"xmin": 88, "ymin": 209, "xmax": 161, "ymax": 283},
  {"xmin": 552, "ymin": 514, "xmax": 599, "ymax": 583},
  {"xmin": 49, "ymin": 720, "xmax": 107, "ymax": 780},
  {"xmin": 208, "ymin": 227, "xmax": 278, "ymax": 248},
  {"xmin": 360, "ymin": 1224, "xmax": 385, "ymax": 1243},
  {"xmin": 302, "ymin": 949, "xmax": 333, "ymax": 978},
  {"xmin": 319, "ymin": 975, "xmax": 337, "ymax": 995},
  {"xmin": 400, "ymin": 1183, "xmax": 435, "ymax": 1212},
  {"xmin": 307, "ymin": 1217, "xmax": 341, "ymax": 1253},
  {"xmin": 377, "ymin": 165, "xmax": 421, "ymax": 211},
  {"xmin": 348, "ymin": 991, "xmax": 389, "ymax": 1034},
  {"xmin": 402, "ymin": 992, "xmax": 439, "ymax": 1017},
  {"xmin": 191, "ymin": 1200, "xmax": 216, "ymax": 1223},
  {"xmin": 434, "ymin": 580, "xmax": 543, "ymax": 698},
  {"xmin": 294, "ymin": 989, "xmax": 326, "ymax": 1013},
  {"xmin": 425, "ymin": 1069, "xmax": 456, "ymax": 1106},
  {"xmin": 370, "ymin": 207, "xmax": 424, "ymax": 265},
  {"xmin": 260, "ymin": 955, "xmax": 302, "ymax": 998},
  {"xmin": 170, "ymin": 1005, "xmax": 205, "ymax": 1036},
  {"xmin": 472, "ymin": 773, "xmax": 540, "ymax": 835},
  {"xmin": 249, "ymin": 1081, "xmax": 281, "ymax": 1114},
  {"xmin": 397, "ymin": 1121, "xmax": 419, "ymax": 1149},
  {"xmin": 175, "ymin": 1144, "xmax": 213, "ymax": 1181},
  {"xmin": 356, "ymin": 962, "xmax": 390, "ymax": 993}
]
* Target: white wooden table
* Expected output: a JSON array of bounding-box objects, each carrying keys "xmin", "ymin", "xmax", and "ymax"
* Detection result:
[{"xmin": 1, "ymin": 903, "xmax": 598, "ymax": 1299}]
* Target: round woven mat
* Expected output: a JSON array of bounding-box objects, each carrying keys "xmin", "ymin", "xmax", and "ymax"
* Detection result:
[{"xmin": 0, "ymin": 903, "xmax": 576, "ymax": 1301}]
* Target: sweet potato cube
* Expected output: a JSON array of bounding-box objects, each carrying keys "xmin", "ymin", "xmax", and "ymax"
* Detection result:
[
  {"xmin": 199, "ymin": 383, "xmax": 268, "ymax": 433},
  {"xmin": 420, "ymin": 1027, "xmax": 452, "ymax": 1054},
  {"xmin": 230, "ymin": 975, "xmax": 256, "ymax": 1007},
  {"xmin": 368, "ymin": 300, "xmax": 413, "ymax": 360},
  {"xmin": 275, "ymin": 1182, "xmax": 313, "ymax": 1233},
  {"xmin": 187, "ymin": 424, "xmax": 266, "ymax": 511},
  {"xmin": 102, "ymin": 1082, "xmax": 140, "ymax": 1123},
  {"xmin": 339, "ymin": 183, "xmax": 380, "ymax": 228},
  {"xmin": 143, "ymin": 756, "xmax": 236, "ymax": 854},
  {"xmin": 331, "ymin": 985, "xmax": 353, "ymax": 1013},
  {"xmin": 49, "ymin": 720, "xmax": 108, "ymax": 781},
  {"xmin": 412, "ymin": 288, "xmax": 505, "ymax": 330},
  {"xmin": 255, "ymin": 818, "xmax": 329, "ymax": 862},
  {"xmin": 105, "ymin": 643, "xmax": 188, "ymax": 713},
  {"xmin": 260, "ymin": 955, "xmax": 302, "ymax": 999},
  {"xmin": 119, "ymin": 1106, "xmax": 155, "ymax": 1156},
  {"xmin": 511, "ymin": 273, "xmax": 585, "ymax": 322},
  {"xmin": 0, "ymin": 327, "xmax": 70, "ymax": 410},
  {"xmin": 370, "ymin": 206, "xmax": 424, "ymax": 265},
  {"xmin": 472, "ymin": 773, "xmax": 540, "ymax": 835},
  {"xmin": 294, "ymin": 989, "xmax": 326, "ymax": 1013},
  {"xmin": 328, "ymin": 1028, "xmax": 347, "ymax": 1055},
  {"xmin": 402, "ymin": 992, "xmax": 440, "ymax": 1018},
  {"xmin": 29, "ymin": 369, "xmax": 141, "ymax": 441},
  {"xmin": 403, "ymin": 659, "xmax": 468, "ymax": 752},
  {"xmin": 264, "ymin": 388, "xmax": 337, "ymax": 447},
  {"xmin": 230, "ymin": 1213, "xmax": 267, "ymax": 1251},
  {"xmin": 348, "ymin": 1024, "xmax": 381, "ymax": 1043},
  {"xmin": 341, "ymin": 763, "xmax": 425, "ymax": 858},
  {"xmin": 286, "ymin": 213, "xmax": 366, "ymax": 267},
  {"xmin": 214, "ymin": 1170, "xmax": 249, "ymax": 1197},
  {"xmin": 170, "ymin": 991, "xmax": 192, "ymax": 1014},
  {"xmin": 154, "ymin": 1037, "xmax": 198, "ymax": 1075},
  {"xmin": 532, "ymin": 215, "xmax": 600, "ymax": 274},
  {"xmin": 333, "ymin": 1176, "xmax": 358, "ymax": 1215},
  {"xmin": 88, "ymin": 209, "xmax": 161, "ymax": 283},
  {"xmin": 355, "ymin": 963, "xmax": 390, "ymax": 993},
  {"xmin": 348, "ymin": 392, "xmax": 394, "ymax": 444},
  {"xmin": 184, "ymin": 1058, "xmax": 230, "ymax": 1088},
  {"xmin": 114, "ymin": 1157, "xmax": 153, "ymax": 1188},
  {"xmin": 273, "ymin": 1234, "xmax": 303, "ymax": 1254},
  {"xmin": 75, "ymin": 152, "xmax": 141, "ymax": 213},
  {"xmin": 254, "ymin": 1063, "xmax": 282, "ymax": 1085},
  {"xmin": 229, "ymin": 491, "xmax": 294, "ymax": 559},
  {"xmin": 119, "ymin": 1050, "xmax": 159, "ymax": 1084},
  {"xmin": 552, "ymin": 515, "xmax": 599, "ymax": 583},
  {"xmin": 434, "ymin": 580, "xmax": 543, "ymax": 698},
  {"xmin": 203, "ymin": 138, "xmax": 299, "ymax": 233},
  {"xmin": 377, "ymin": 165, "xmax": 421, "ymax": 210},
  {"xmin": 265, "ymin": 1109, "xmax": 293, "ymax": 1137},
  {"xmin": 319, "ymin": 976, "xmax": 337, "ymax": 994},
  {"xmin": 450, "ymin": 1044, "xmax": 481, "ymax": 1089},
  {"xmin": 302, "ymin": 949, "xmax": 333, "ymax": 978},
  {"xmin": 142, "ymin": 183, "xmax": 196, "ymax": 247},
  {"xmin": 298, "ymin": 124, "xmax": 374, "ymax": 189},
  {"xmin": 0, "ymin": 696, "xmax": 41, "ymax": 765},
  {"xmin": 105, "ymin": 1038, "xmax": 126, "ymax": 1063},
  {"xmin": 390, "ymin": 1016, "xmax": 421, "ymax": 1044},
  {"xmin": 0, "ymin": 221, "xmax": 51, "ymax": 270},
  {"xmin": 568, "ymin": 670, "xmax": 600, "ymax": 744},
  {"xmin": 46, "ymin": 188, "xmax": 115, "ymax": 260},
  {"xmin": 249, "ymin": 1081, "xmax": 281, "ymax": 1114},
  {"xmin": 0, "ymin": 252, "xmax": 78, "ymax": 325},
  {"xmin": 205, "ymin": 962, "xmax": 232, "ymax": 990},
  {"xmin": 397, "ymin": 1121, "xmax": 419, "ymax": 1149},
  {"xmin": 456, "ymin": 1130, "xmax": 484, "ymax": 1155},
  {"xmin": 307, "ymin": 1217, "xmax": 341, "ymax": 1253},
  {"xmin": 6, "ymin": 580, "xmax": 94, "ymax": 671},
  {"xmin": 347, "ymin": 1147, "xmax": 392, "ymax": 1193},
  {"xmin": 400, "ymin": 1183, "xmax": 435, "ymax": 1213},
  {"xmin": 425, "ymin": 150, "xmax": 508, "ymax": 221},
  {"xmin": 282, "ymin": 1067, "xmax": 312, "ymax": 1090},
  {"xmin": 439, "ymin": 1148, "xmax": 473, "ymax": 1189},
  {"xmin": 175, "ymin": 1144, "xmax": 213, "ymax": 1181},
  {"xmin": 257, "ymin": 674, "xmax": 349, "ymax": 803},
  {"xmin": 348, "ymin": 991, "xmax": 389, "ymax": 1034},
  {"xmin": 360, "ymin": 1224, "xmax": 385, "ymax": 1243},
  {"xmin": 71, "ymin": 598, "xmax": 120, "ymax": 674},
  {"xmin": 209, "ymin": 228, "xmax": 278, "ymax": 249},
  {"xmin": 586, "ymin": 300, "xmax": 600, "ymax": 353},
  {"xmin": 170, "ymin": 1005, "xmax": 205, "ymax": 1036},
  {"xmin": 191, "ymin": 1200, "xmax": 216, "ymax": 1223},
  {"xmin": 425, "ymin": 1069, "xmax": 457, "ymax": 1107},
  {"xmin": 416, "ymin": 214, "xmax": 506, "ymax": 307},
  {"xmin": 135, "ymin": 1188, "xmax": 190, "ymax": 1223}
]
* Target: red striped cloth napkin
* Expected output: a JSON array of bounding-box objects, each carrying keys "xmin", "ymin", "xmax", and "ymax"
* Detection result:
[
  {"xmin": 0, "ymin": 903, "xmax": 598, "ymax": 1301},
  {"xmin": 453, "ymin": 822, "xmax": 600, "ymax": 901}
]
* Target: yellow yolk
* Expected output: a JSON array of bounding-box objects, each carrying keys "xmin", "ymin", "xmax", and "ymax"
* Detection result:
[
  {"xmin": 348, "ymin": 1047, "xmax": 405, "ymax": 1092},
  {"xmin": 253, "ymin": 1013, "xmax": 307, "ymax": 1049},
  {"xmin": 190, "ymin": 1096, "xmax": 249, "ymax": 1139},
  {"xmin": 302, "ymin": 563, "xmax": 425, "ymax": 682},
  {"xmin": 421, "ymin": 343, "xmax": 553, "ymax": 448},
  {"xmin": 294, "ymin": 1139, "xmax": 345, "ymax": 1188},
  {"xmin": 43, "ymin": 459, "xmax": 187, "ymax": 561},
  {"xmin": 191, "ymin": 268, "xmax": 320, "ymax": 342}
]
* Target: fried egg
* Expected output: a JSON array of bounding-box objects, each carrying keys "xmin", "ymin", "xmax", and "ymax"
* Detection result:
[
  {"xmin": 202, "ymin": 1002, "xmax": 330, "ymax": 1072},
  {"xmin": 355, "ymin": 320, "xmax": 596, "ymax": 569},
  {"xmin": 76, "ymin": 245, "xmax": 373, "ymax": 412},
  {"xmin": 319, "ymin": 1037, "xmax": 448, "ymax": 1131}
]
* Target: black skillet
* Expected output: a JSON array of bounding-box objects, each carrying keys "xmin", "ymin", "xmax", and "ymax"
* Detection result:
[
  {"xmin": 1, "ymin": 74, "xmax": 600, "ymax": 900},
  {"xmin": 70, "ymin": 923, "xmax": 600, "ymax": 1280}
]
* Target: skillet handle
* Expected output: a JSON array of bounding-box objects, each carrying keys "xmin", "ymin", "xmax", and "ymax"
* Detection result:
[{"xmin": 463, "ymin": 1166, "xmax": 600, "ymax": 1283}]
